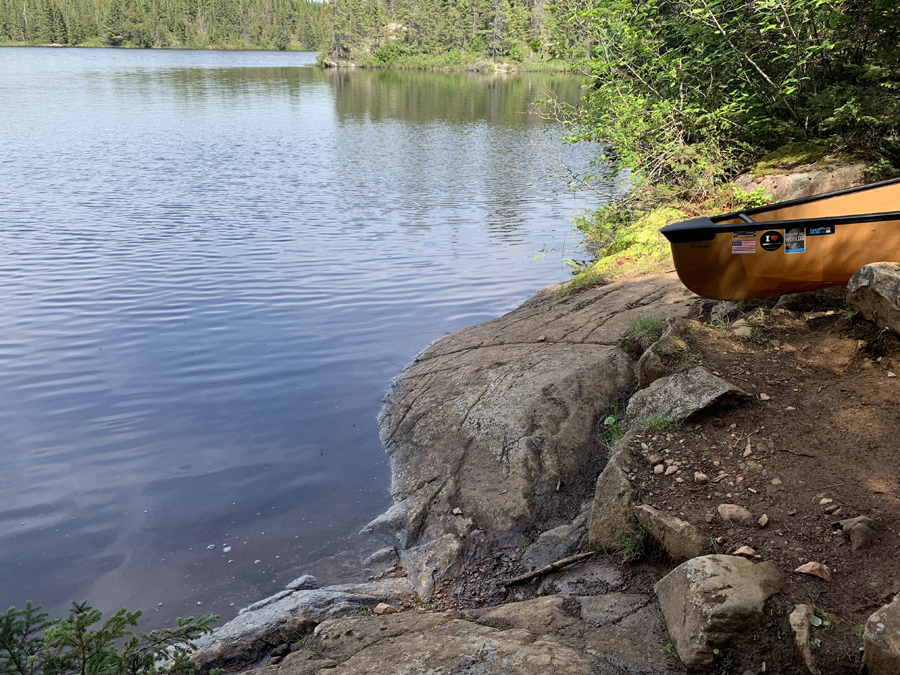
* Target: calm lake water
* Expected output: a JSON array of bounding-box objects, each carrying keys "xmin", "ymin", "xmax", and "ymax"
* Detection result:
[{"xmin": 0, "ymin": 47, "xmax": 611, "ymax": 625}]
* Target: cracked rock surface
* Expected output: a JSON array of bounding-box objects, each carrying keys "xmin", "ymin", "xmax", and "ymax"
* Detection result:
[
  {"xmin": 374, "ymin": 274, "xmax": 697, "ymax": 586},
  {"xmin": 246, "ymin": 594, "xmax": 670, "ymax": 675}
]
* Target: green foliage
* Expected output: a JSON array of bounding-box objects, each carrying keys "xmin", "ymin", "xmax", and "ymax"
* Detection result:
[
  {"xmin": 0, "ymin": 0, "xmax": 328, "ymax": 49},
  {"xmin": 618, "ymin": 522, "xmax": 647, "ymax": 561},
  {"xmin": 627, "ymin": 316, "xmax": 665, "ymax": 350},
  {"xmin": 1, "ymin": 602, "xmax": 218, "ymax": 675},
  {"xmin": 549, "ymin": 0, "xmax": 900, "ymax": 202},
  {"xmin": 749, "ymin": 142, "xmax": 830, "ymax": 177}
]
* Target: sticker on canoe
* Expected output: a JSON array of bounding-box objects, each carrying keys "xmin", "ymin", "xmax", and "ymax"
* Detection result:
[
  {"xmin": 785, "ymin": 227, "xmax": 806, "ymax": 254},
  {"xmin": 733, "ymin": 231, "xmax": 756, "ymax": 238},
  {"xmin": 760, "ymin": 231, "xmax": 783, "ymax": 251},
  {"xmin": 807, "ymin": 224, "xmax": 835, "ymax": 236},
  {"xmin": 732, "ymin": 239, "xmax": 757, "ymax": 254}
]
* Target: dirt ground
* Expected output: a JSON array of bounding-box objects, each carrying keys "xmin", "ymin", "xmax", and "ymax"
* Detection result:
[{"xmin": 386, "ymin": 289, "xmax": 900, "ymax": 673}]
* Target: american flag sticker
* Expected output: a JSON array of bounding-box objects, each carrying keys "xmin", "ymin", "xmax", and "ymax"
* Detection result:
[{"xmin": 732, "ymin": 239, "xmax": 757, "ymax": 254}]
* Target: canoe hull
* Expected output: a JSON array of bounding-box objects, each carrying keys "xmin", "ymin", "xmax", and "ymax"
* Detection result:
[
  {"xmin": 671, "ymin": 218, "xmax": 900, "ymax": 300},
  {"xmin": 661, "ymin": 178, "xmax": 900, "ymax": 300}
]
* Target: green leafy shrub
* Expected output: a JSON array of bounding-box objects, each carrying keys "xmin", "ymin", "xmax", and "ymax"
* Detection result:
[{"xmin": 0, "ymin": 602, "xmax": 219, "ymax": 675}]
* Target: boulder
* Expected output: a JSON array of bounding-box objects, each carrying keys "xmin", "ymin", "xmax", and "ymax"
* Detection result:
[
  {"xmin": 189, "ymin": 578, "xmax": 416, "ymax": 674},
  {"xmin": 377, "ymin": 274, "xmax": 698, "ymax": 563},
  {"xmin": 864, "ymin": 593, "xmax": 900, "ymax": 674},
  {"xmin": 244, "ymin": 594, "xmax": 670, "ymax": 675},
  {"xmin": 655, "ymin": 554, "xmax": 783, "ymax": 670},
  {"xmin": 733, "ymin": 162, "xmax": 864, "ymax": 202},
  {"xmin": 847, "ymin": 262, "xmax": 900, "ymax": 335},
  {"xmin": 633, "ymin": 504, "xmax": 707, "ymax": 562},
  {"xmin": 788, "ymin": 604, "xmax": 819, "ymax": 674},
  {"xmin": 625, "ymin": 366, "xmax": 748, "ymax": 428},
  {"xmin": 587, "ymin": 432, "xmax": 638, "ymax": 551}
]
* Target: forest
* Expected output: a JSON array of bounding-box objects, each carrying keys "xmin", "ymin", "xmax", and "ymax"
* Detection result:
[{"xmin": 0, "ymin": 0, "xmax": 329, "ymax": 49}]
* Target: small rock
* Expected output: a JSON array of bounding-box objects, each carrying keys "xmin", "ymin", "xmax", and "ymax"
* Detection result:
[
  {"xmin": 789, "ymin": 604, "xmax": 819, "ymax": 674},
  {"xmin": 742, "ymin": 447, "xmax": 752, "ymax": 458},
  {"xmin": 694, "ymin": 472, "xmax": 708, "ymax": 485},
  {"xmin": 794, "ymin": 561, "xmax": 832, "ymax": 581},
  {"xmin": 654, "ymin": 464, "xmax": 665, "ymax": 474},
  {"xmin": 758, "ymin": 514, "xmax": 769, "ymax": 528},
  {"xmin": 665, "ymin": 465, "xmax": 678, "ymax": 476},
  {"xmin": 889, "ymin": 372, "xmax": 898, "ymax": 378},
  {"xmin": 759, "ymin": 393, "xmax": 770, "ymax": 401},
  {"xmin": 718, "ymin": 503, "xmax": 754, "ymax": 524},
  {"xmin": 373, "ymin": 603, "xmax": 397, "ymax": 615},
  {"xmin": 704, "ymin": 514, "xmax": 714, "ymax": 524},
  {"xmin": 451, "ymin": 507, "xmax": 462, "ymax": 516},
  {"xmin": 647, "ymin": 453, "xmax": 663, "ymax": 465},
  {"xmin": 207, "ymin": 545, "xmax": 215, "ymax": 550},
  {"xmin": 837, "ymin": 515, "xmax": 877, "ymax": 533},
  {"xmin": 851, "ymin": 524, "xmax": 878, "ymax": 551},
  {"xmin": 819, "ymin": 498, "xmax": 833, "ymax": 506},
  {"xmin": 733, "ymin": 546, "xmax": 757, "ymax": 558},
  {"xmin": 782, "ymin": 344, "xmax": 797, "ymax": 352},
  {"xmin": 771, "ymin": 478, "xmax": 782, "ymax": 485},
  {"xmin": 733, "ymin": 326, "xmax": 752, "ymax": 338}
]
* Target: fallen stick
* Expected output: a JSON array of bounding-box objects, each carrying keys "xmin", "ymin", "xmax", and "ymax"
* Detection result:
[
  {"xmin": 506, "ymin": 551, "xmax": 597, "ymax": 585},
  {"xmin": 778, "ymin": 447, "xmax": 816, "ymax": 458}
]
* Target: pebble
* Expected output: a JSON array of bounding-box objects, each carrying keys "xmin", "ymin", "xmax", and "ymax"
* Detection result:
[
  {"xmin": 782, "ymin": 344, "xmax": 797, "ymax": 352},
  {"xmin": 647, "ymin": 453, "xmax": 663, "ymax": 465},
  {"xmin": 758, "ymin": 514, "xmax": 769, "ymax": 527},
  {"xmin": 452, "ymin": 507, "xmax": 462, "ymax": 515},
  {"xmin": 759, "ymin": 393, "xmax": 771, "ymax": 401},
  {"xmin": 223, "ymin": 546, "xmax": 231, "ymax": 553},
  {"xmin": 665, "ymin": 465, "xmax": 678, "ymax": 476},
  {"xmin": 207, "ymin": 545, "xmax": 215, "ymax": 550},
  {"xmin": 819, "ymin": 498, "xmax": 833, "ymax": 506},
  {"xmin": 374, "ymin": 603, "xmax": 397, "ymax": 615},
  {"xmin": 718, "ymin": 503, "xmax": 754, "ymax": 524},
  {"xmin": 771, "ymin": 478, "xmax": 782, "ymax": 485},
  {"xmin": 733, "ymin": 545, "xmax": 757, "ymax": 558},
  {"xmin": 742, "ymin": 447, "xmax": 753, "ymax": 458},
  {"xmin": 694, "ymin": 472, "xmax": 708, "ymax": 485},
  {"xmin": 889, "ymin": 372, "xmax": 897, "ymax": 378},
  {"xmin": 654, "ymin": 464, "xmax": 665, "ymax": 474}
]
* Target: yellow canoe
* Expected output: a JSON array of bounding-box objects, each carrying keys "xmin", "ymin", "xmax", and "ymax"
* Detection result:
[{"xmin": 660, "ymin": 177, "xmax": 900, "ymax": 300}]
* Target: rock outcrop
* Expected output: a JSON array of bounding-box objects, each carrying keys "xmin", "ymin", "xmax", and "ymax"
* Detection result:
[
  {"xmin": 847, "ymin": 262, "xmax": 900, "ymax": 335},
  {"xmin": 863, "ymin": 593, "xmax": 900, "ymax": 674},
  {"xmin": 245, "ymin": 594, "xmax": 670, "ymax": 675},
  {"xmin": 733, "ymin": 161, "xmax": 864, "ymax": 202},
  {"xmin": 374, "ymin": 274, "xmax": 698, "ymax": 590},
  {"xmin": 655, "ymin": 554, "xmax": 783, "ymax": 670},
  {"xmin": 190, "ymin": 579, "xmax": 416, "ymax": 674}
]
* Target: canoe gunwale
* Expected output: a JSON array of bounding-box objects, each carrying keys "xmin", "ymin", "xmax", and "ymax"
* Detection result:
[
  {"xmin": 661, "ymin": 175, "xmax": 900, "ymax": 244},
  {"xmin": 717, "ymin": 175, "xmax": 900, "ymax": 222},
  {"xmin": 661, "ymin": 209, "xmax": 900, "ymax": 243}
]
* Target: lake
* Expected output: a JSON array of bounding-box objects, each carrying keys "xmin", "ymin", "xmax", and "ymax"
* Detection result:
[{"xmin": 0, "ymin": 47, "xmax": 612, "ymax": 626}]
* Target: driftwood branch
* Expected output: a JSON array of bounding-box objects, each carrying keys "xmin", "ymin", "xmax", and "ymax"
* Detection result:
[{"xmin": 505, "ymin": 551, "xmax": 597, "ymax": 585}]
